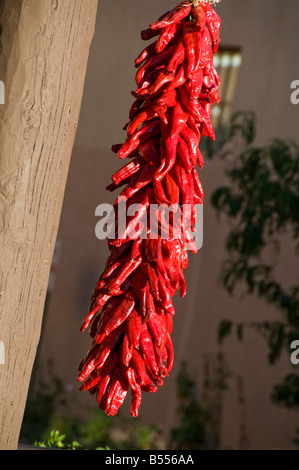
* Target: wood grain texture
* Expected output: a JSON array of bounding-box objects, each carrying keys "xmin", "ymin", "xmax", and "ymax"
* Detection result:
[{"xmin": 0, "ymin": 0, "xmax": 98, "ymax": 449}]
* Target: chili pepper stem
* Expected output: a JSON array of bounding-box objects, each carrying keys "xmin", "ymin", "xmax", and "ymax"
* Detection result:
[{"xmin": 190, "ymin": 0, "xmax": 221, "ymax": 5}]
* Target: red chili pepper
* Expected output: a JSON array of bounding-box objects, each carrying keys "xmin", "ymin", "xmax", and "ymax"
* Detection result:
[
  {"xmin": 164, "ymin": 313, "xmax": 173, "ymax": 336},
  {"xmin": 127, "ymin": 108, "xmax": 158, "ymax": 136},
  {"xmin": 192, "ymin": 4, "xmax": 206, "ymax": 27},
  {"xmin": 143, "ymin": 354, "xmax": 164, "ymax": 386},
  {"xmin": 177, "ymin": 135, "xmax": 193, "ymax": 172},
  {"xmin": 140, "ymin": 27, "xmax": 161, "ymax": 41},
  {"xmin": 155, "ymin": 112, "xmax": 179, "ymax": 181},
  {"xmin": 180, "ymin": 242, "xmax": 189, "ymax": 272},
  {"xmin": 120, "ymin": 332, "xmax": 133, "ymax": 367},
  {"xmin": 146, "ymin": 262, "xmax": 160, "ymax": 302},
  {"xmin": 167, "ymin": 39, "xmax": 186, "ymax": 74},
  {"xmin": 118, "ymin": 119, "xmax": 161, "ymax": 159},
  {"xmin": 140, "ymin": 10, "xmax": 172, "ymax": 41},
  {"xmin": 204, "ymin": 60, "xmax": 221, "ymax": 91},
  {"xmin": 136, "ymin": 65, "xmax": 165, "ymax": 94},
  {"xmin": 165, "ymin": 333, "xmax": 174, "ymax": 372},
  {"xmin": 103, "ymin": 241, "xmax": 133, "ymax": 276},
  {"xmin": 200, "ymin": 24, "xmax": 215, "ymax": 68},
  {"xmin": 117, "ymin": 163, "xmax": 156, "ymax": 203},
  {"xmin": 94, "ymin": 297, "xmax": 126, "ymax": 343},
  {"xmin": 129, "ymin": 98, "xmax": 144, "ymax": 121},
  {"xmin": 130, "ymin": 349, "xmax": 158, "ymax": 393},
  {"xmin": 135, "ymin": 41, "xmax": 157, "ymax": 67},
  {"xmin": 153, "ymin": 341, "xmax": 167, "ymax": 376},
  {"xmin": 182, "ymin": 21, "xmax": 203, "ymax": 79},
  {"xmin": 79, "ymin": 350, "xmax": 119, "ymax": 392},
  {"xmin": 125, "ymin": 366, "xmax": 140, "ymax": 392},
  {"xmin": 192, "ymin": 167, "xmax": 204, "ymax": 204},
  {"xmin": 138, "ymin": 138, "xmax": 160, "ymax": 165},
  {"xmin": 188, "ymin": 68, "xmax": 204, "ymax": 100},
  {"xmin": 147, "ymin": 312, "xmax": 167, "ymax": 349},
  {"xmin": 131, "ymin": 237, "xmax": 144, "ymax": 259},
  {"xmin": 147, "ymin": 238, "xmax": 171, "ymax": 287},
  {"xmin": 102, "ymin": 294, "xmax": 135, "ymax": 336},
  {"xmin": 116, "ymin": 187, "xmax": 153, "ymax": 242},
  {"xmin": 180, "ymin": 123, "xmax": 201, "ymax": 166},
  {"xmin": 145, "ymin": 283, "xmax": 157, "ymax": 321},
  {"xmin": 78, "ymin": 345, "xmax": 97, "ymax": 382},
  {"xmin": 96, "ymin": 374, "xmax": 112, "ymax": 410},
  {"xmin": 105, "ymin": 368, "xmax": 129, "ymax": 416},
  {"xmin": 171, "ymin": 101, "xmax": 189, "ymax": 138},
  {"xmin": 178, "ymin": 267, "xmax": 187, "ymax": 298},
  {"xmin": 80, "ymin": 295, "xmax": 111, "ymax": 333},
  {"xmin": 147, "ymin": 70, "xmax": 175, "ymax": 96},
  {"xmin": 79, "ymin": 369, "xmax": 102, "ymax": 392},
  {"xmin": 157, "ymin": 267, "xmax": 176, "ymax": 314},
  {"xmin": 126, "ymin": 308, "xmax": 142, "ymax": 349},
  {"xmin": 153, "ymin": 105, "xmax": 168, "ymax": 125},
  {"xmin": 163, "ymin": 252, "xmax": 180, "ymax": 291},
  {"xmin": 135, "ymin": 44, "xmax": 176, "ymax": 86},
  {"xmin": 201, "ymin": 2, "xmax": 221, "ymax": 53},
  {"xmin": 182, "ymin": 172, "xmax": 196, "ymax": 228},
  {"xmin": 179, "ymin": 84, "xmax": 216, "ymax": 140},
  {"xmin": 95, "ymin": 324, "xmax": 126, "ymax": 369},
  {"xmin": 150, "ymin": 2, "xmax": 191, "ymax": 30},
  {"xmin": 89, "ymin": 310, "xmax": 103, "ymax": 339},
  {"xmin": 153, "ymin": 177, "xmax": 173, "ymax": 206},
  {"xmin": 164, "ymin": 169, "xmax": 180, "ymax": 205},
  {"xmin": 177, "ymin": 83, "xmax": 203, "ymax": 123},
  {"xmin": 130, "ymin": 387, "xmax": 142, "ymax": 417},
  {"xmin": 139, "ymin": 323, "xmax": 160, "ymax": 376},
  {"xmin": 156, "ymin": 22, "xmax": 179, "ymax": 54},
  {"xmin": 165, "ymin": 64, "xmax": 187, "ymax": 92},
  {"xmin": 144, "ymin": 87, "xmax": 173, "ymax": 107}
]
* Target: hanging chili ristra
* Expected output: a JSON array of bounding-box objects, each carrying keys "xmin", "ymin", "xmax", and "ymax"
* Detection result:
[{"xmin": 78, "ymin": 0, "xmax": 221, "ymax": 417}]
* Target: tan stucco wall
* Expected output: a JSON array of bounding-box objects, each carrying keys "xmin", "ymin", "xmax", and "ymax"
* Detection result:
[{"xmin": 36, "ymin": 0, "xmax": 299, "ymax": 449}]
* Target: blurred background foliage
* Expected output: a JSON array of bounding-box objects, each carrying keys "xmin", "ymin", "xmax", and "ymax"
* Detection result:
[
  {"xmin": 208, "ymin": 111, "xmax": 299, "ymax": 441},
  {"xmin": 20, "ymin": 354, "xmax": 233, "ymax": 450}
]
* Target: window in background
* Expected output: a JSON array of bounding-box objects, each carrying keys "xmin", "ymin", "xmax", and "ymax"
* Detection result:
[{"xmin": 211, "ymin": 47, "xmax": 242, "ymax": 130}]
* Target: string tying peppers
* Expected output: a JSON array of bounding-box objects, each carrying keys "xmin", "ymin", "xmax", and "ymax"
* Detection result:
[{"xmin": 78, "ymin": 1, "xmax": 221, "ymax": 417}]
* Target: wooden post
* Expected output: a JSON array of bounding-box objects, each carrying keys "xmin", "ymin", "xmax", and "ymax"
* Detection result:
[{"xmin": 0, "ymin": 0, "xmax": 98, "ymax": 450}]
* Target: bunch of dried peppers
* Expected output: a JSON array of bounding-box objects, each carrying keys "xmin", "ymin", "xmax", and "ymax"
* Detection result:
[{"xmin": 78, "ymin": 0, "xmax": 221, "ymax": 417}]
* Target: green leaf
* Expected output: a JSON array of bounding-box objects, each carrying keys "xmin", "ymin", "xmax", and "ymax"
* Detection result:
[
  {"xmin": 223, "ymin": 111, "xmax": 257, "ymax": 146},
  {"xmin": 268, "ymin": 323, "xmax": 285, "ymax": 364},
  {"xmin": 218, "ymin": 320, "xmax": 233, "ymax": 344},
  {"xmin": 272, "ymin": 374, "xmax": 299, "ymax": 408},
  {"xmin": 236, "ymin": 324, "xmax": 244, "ymax": 341}
]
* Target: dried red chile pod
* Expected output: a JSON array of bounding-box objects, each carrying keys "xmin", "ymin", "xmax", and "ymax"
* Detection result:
[{"xmin": 78, "ymin": 1, "xmax": 221, "ymax": 417}]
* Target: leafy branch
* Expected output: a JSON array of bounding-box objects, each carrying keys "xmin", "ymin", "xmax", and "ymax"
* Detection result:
[{"xmin": 210, "ymin": 111, "xmax": 299, "ymax": 409}]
